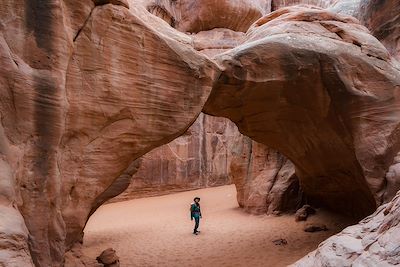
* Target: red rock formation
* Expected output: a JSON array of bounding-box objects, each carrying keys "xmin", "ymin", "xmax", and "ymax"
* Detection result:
[
  {"xmin": 1, "ymin": 1, "xmax": 400, "ymax": 266},
  {"xmin": 271, "ymin": 0, "xmax": 335, "ymax": 10},
  {"xmin": 144, "ymin": 0, "xmax": 271, "ymax": 33},
  {"xmin": 204, "ymin": 6, "xmax": 400, "ymax": 218},
  {"xmin": 358, "ymin": 0, "xmax": 400, "ymax": 60},
  {"xmin": 0, "ymin": 1, "xmax": 218, "ymax": 266},
  {"xmin": 115, "ymin": 111, "xmax": 302, "ymax": 215},
  {"xmin": 327, "ymin": 0, "xmax": 400, "ymax": 61},
  {"xmin": 230, "ymin": 140, "xmax": 301, "ymax": 214},
  {"xmin": 115, "ymin": 113, "xmax": 239, "ymax": 200},
  {"xmin": 293, "ymin": 190, "xmax": 400, "ymax": 266}
]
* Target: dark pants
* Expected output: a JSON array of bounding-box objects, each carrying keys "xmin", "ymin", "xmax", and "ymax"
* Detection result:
[{"xmin": 194, "ymin": 217, "xmax": 200, "ymax": 233}]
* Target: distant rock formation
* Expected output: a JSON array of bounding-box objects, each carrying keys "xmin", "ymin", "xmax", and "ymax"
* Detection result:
[{"xmin": 0, "ymin": 0, "xmax": 399, "ymax": 266}]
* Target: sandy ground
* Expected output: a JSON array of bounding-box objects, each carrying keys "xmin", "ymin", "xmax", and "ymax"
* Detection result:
[{"xmin": 83, "ymin": 185, "xmax": 353, "ymax": 267}]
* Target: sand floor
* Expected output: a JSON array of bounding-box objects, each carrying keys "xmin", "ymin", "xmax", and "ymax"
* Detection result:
[{"xmin": 83, "ymin": 185, "xmax": 353, "ymax": 267}]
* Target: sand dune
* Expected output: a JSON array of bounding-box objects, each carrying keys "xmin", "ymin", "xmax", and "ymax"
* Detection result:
[{"xmin": 83, "ymin": 185, "xmax": 352, "ymax": 267}]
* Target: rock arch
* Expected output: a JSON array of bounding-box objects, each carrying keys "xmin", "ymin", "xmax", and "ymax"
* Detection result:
[{"xmin": 0, "ymin": 1, "xmax": 399, "ymax": 266}]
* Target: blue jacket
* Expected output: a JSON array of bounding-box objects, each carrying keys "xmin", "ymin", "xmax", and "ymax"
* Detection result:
[{"xmin": 190, "ymin": 203, "xmax": 202, "ymax": 219}]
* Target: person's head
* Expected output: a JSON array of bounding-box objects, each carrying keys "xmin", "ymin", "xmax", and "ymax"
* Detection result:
[{"xmin": 194, "ymin": 197, "xmax": 200, "ymax": 203}]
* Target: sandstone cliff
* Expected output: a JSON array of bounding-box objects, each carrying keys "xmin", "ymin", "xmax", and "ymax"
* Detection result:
[
  {"xmin": 0, "ymin": 1, "xmax": 218, "ymax": 266},
  {"xmin": 0, "ymin": 1, "xmax": 400, "ymax": 266},
  {"xmin": 114, "ymin": 113, "xmax": 238, "ymax": 200}
]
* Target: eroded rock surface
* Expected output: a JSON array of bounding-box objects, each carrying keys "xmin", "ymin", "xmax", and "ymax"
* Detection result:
[
  {"xmin": 115, "ymin": 113, "xmax": 238, "ymax": 200},
  {"xmin": 144, "ymin": 0, "xmax": 271, "ymax": 33},
  {"xmin": 293, "ymin": 190, "xmax": 400, "ymax": 266},
  {"xmin": 358, "ymin": 0, "xmax": 400, "ymax": 60},
  {"xmin": 231, "ymin": 141, "xmax": 301, "ymax": 214},
  {"xmin": 271, "ymin": 0, "xmax": 335, "ymax": 10},
  {"xmin": 0, "ymin": 1, "xmax": 218, "ymax": 266},
  {"xmin": 204, "ymin": 6, "xmax": 400, "ymax": 218},
  {"xmin": 1, "ymin": 0, "xmax": 400, "ymax": 266}
]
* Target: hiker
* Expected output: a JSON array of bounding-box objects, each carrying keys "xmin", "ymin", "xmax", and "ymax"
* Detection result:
[{"xmin": 190, "ymin": 197, "xmax": 202, "ymax": 235}]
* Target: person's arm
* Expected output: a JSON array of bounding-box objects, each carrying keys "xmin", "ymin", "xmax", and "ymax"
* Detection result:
[{"xmin": 190, "ymin": 204, "xmax": 194, "ymax": 220}]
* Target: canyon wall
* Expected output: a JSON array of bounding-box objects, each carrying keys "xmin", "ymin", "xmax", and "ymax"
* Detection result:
[
  {"xmin": 115, "ymin": 113, "xmax": 301, "ymax": 215},
  {"xmin": 0, "ymin": 1, "xmax": 219, "ymax": 266},
  {"xmin": 115, "ymin": 113, "xmax": 239, "ymax": 200},
  {"xmin": 0, "ymin": 0, "xmax": 399, "ymax": 266}
]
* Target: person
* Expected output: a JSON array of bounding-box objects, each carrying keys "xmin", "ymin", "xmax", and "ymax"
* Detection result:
[{"xmin": 190, "ymin": 197, "xmax": 202, "ymax": 235}]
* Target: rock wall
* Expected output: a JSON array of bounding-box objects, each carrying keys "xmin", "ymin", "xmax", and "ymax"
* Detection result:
[
  {"xmin": 0, "ymin": 1, "xmax": 218, "ymax": 266},
  {"xmin": 1, "ymin": 0, "xmax": 400, "ymax": 266},
  {"xmin": 293, "ymin": 188, "xmax": 400, "ymax": 266},
  {"xmin": 116, "ymin": 111, "xmax": 302, "ymax": 215},
  {"xmin": 271, "ymin": 0, "xmax": 335, "ymax": 10},
  {"xmin": 115, "ymin": 113, "xmax": 238, "ymax": 200},
  {"xmin": 358, "ymin": 0, "xmax": 400, "ymax": 60},
  {"xmin": 230, "ymin": 140, "xmax": 301, "ymax": 214}
]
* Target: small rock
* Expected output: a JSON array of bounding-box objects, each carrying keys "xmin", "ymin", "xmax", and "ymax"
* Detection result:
[
  {"xmin": 304, "ymin": 223, "xmax": 328, "ymax": 232},
  {"xmin": 272, "ymin": 210, "xmax": 282, "ymax": 216},
  {"xmin": 272, "ymin": 238, "xmax": 288, "ymax": 245},
  {"xmin": 295, "ymin": 205, "xmax": 316, "ymax": 222},
  {"xmin": 96, "ymin": 248, "xmax": 120, "ymax": 267}
]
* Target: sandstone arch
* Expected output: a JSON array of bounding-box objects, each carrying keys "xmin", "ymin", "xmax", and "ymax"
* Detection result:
[
  {"xmin": 0, "ymin": 1, "xmax": 400, "ymax": 266},
  {"xmin": 203, "ymin": 7, "xmax": 400, "ymax": 218}
]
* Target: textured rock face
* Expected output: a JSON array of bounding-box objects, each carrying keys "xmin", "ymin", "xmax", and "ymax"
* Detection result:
[
  {"xmin": 327, "ymin": 0, "xmax": 400, "ymax": 61},
  {"xmin": 230, "ymin": 140, "xmax": 301, "ymax": 214},
  {"xmin": 358, "ymin": 0, "xmax": 400, "ymax": 60},
  {"xmin": 0, "ymin": 1, "xmax": 218, "ymax": 266},
  {"xmin": 385, "ymin": 153, "xmax": 400, "ymax": 203},
  {"xmin": 1, "ymin": 1, "xmax": 400, "ymax": 266},
  {"xmin": 144, "ymin": 0, "xmax": 271, "ymax": 33},
  {"xmin": 293, "ymin": 190, "xmax": 400, "ymax": 266},
  {"xmin": 204, "ymin": 6, "xmax": 400, "ymax": 218},
  {"xmin": 116, "ymin": 113, "xmax": 300, "ymax": 216},
  {"xmin": 271, "ymin": 0, "xmax": 335, "ymax": 10},
  {"xmin": 192, "ymin": 28, "xmax": 245, "ymax": 57},
  {"xmin": 115, "ymin": 113, "xmax": 238, "ymax": 200}
]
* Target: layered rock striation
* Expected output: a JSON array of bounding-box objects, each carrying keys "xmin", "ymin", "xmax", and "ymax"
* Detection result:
[
  {"xmin": 293, "ymin": 189, "xmax": 400, "ymax": 266},
  {"xmin": 0, "ymin": 0, "xmax": 400, "ymax": 266},
  {"xmin": 1, "ymin": 1, "xmax": 218, "ymax": 266},
  {"xmin": 204, "ymin": 6, "xmax": 400, "ymax": 218}
]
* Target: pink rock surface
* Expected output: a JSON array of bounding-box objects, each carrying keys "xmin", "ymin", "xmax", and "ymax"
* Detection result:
[
  {"xmin": 1, "ymin": 1, "xmax": 400, "ymax": 266},
  {"xmin": 230, "ymin": 141, "xmax": 300, "ymax": 214},
  {"xmin": 144, "ymin": 0, "xmax": 271, "ymax": 33},
  {"xmin": 0, "ymin": 1, "xmax": 218, "ymax": 266},
  {"xmin": 204, "ymin": 6, "xmax": 400, "ymax": 218},
  {"xmin": 115, "ymin": 113, "xmax": 239, "ymax": 200},
  {"xmin": 293, "ymin": 190, "xmax": 400, "ymax": 266},
  {"xmin": 358, "ymin": 0, "xmax": 400, "ymax": 60},
  {"xmin": 271, "ymin": 0, "xmax": 336, "ymax": 10}
]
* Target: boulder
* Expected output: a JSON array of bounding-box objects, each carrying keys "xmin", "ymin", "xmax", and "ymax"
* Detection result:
[
  {"xmin": 96, "ymin": 248, "xmax": 120, "ymax": 267},
  {"xmin": 304, "ymin": 223, "xmax": 328, "ymax": 232},
  {"xmin": 295, "ymin": 205, "xmax": 316, "ymax": 222}
]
